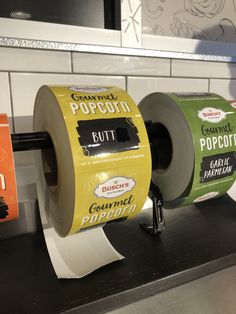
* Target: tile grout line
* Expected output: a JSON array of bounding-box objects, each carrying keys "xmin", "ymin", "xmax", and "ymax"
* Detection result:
[
  {"xmin": 1, "ymin": 69, "xmax": 235, "ymax": 80},
  {"xmin": 70, "ymin": 52, "xmax": 74, "ymax": 73},
  {"xmin": 125, "ymin": 76, "xmax": 128, "ymax": 92},
  {"xmin": 3, "ymin": 70, "xmax": 129, "ymax": 77},
  {"xmin": 7, "ymin": 72, "xmax": 15, "ymax": 133}
]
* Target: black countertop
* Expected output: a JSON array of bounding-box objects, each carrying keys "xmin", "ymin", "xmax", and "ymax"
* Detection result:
[{"xmin": 0, "ymin": 195, "xmax": 236, "ymax": 314}]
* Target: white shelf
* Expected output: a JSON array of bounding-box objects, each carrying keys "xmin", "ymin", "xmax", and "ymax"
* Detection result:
[{"xmin": 0, "ymin": 17, "xmax": 236, "ymax": 62}]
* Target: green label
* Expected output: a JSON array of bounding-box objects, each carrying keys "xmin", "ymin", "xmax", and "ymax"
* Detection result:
[{"xmin": 170, "ymin": 93, "xmax": 236, "ymax": 205}]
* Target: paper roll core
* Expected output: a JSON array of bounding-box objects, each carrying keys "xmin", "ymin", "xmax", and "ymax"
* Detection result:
[
  {"xmin": 42, "ymin": 145, "xmax": 58, "ymax": 192},
  {"xmin": 140, "ymin": 92, "xmax": 195, "ymax": 203},
  {"xmin": 148, "ymin": 122, "xmax": 173, "ymax": 172}
]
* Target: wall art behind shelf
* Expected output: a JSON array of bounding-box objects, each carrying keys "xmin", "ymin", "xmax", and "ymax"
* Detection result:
[{"xmin": 142, "ymin": 0, "xmax": 236, "ymax": 43}]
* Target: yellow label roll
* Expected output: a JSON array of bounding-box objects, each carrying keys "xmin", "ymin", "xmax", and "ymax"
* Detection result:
[{"xmin": 34, "ymin": 86, "xmax": 151, "ymax": 237}]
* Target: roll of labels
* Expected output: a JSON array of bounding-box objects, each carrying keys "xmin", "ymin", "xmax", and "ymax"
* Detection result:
[{"xmin": 1, "ymin": 88, "xmax": 236, "ymax": 237}]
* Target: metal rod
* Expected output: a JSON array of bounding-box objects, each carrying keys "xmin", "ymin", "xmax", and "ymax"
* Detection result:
[
  {"xmin": 10, "ymin": 122, "xmax": 158, "ymax": 170},
  {"xmin": 11, "ymin": 132, "xmax": 53, "ymax": 152},
  {"xmin": 11, "ymin": 121, "xmax": 154, "ymax": 152}
]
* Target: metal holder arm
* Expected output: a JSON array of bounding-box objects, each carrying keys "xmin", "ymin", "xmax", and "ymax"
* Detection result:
[{"xmin": 140, "ymin": 182, "xmax": 165, "ymax": 236}]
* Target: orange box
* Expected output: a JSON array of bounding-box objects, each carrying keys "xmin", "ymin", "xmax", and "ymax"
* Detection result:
[{"xmin": 0, "ymin": 114, "xmax": 19, "ymax": 221}]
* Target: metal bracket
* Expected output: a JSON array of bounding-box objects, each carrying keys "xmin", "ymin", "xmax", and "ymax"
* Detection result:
[{"xmin": 140, "ymin": 182, "xmax": 165, "ymax": 236}]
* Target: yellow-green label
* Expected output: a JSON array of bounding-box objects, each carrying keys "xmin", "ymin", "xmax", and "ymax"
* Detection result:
[
  {"xmin": 49, "ymin": 86, "xmax": 151, "ymax": 233},
  {"xmin": 170, "ymin": 92, "xmax": 236, "ymax": 206}
]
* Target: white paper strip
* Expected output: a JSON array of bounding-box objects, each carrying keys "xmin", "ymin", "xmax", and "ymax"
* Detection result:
[
  {"xmin": 42, "ymin": 222, "xmax": 124, "ymax": 279},
  {"xmin": 38, "ymin": 191, "xmax": 124, "ymax": 279}
]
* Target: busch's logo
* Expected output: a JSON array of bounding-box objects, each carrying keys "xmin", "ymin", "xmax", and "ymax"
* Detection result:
[
  {"xmin": 68, "ymin": 86, "xmax": 108, "ymax": 93},
  {"xmin": 198, "ymin": 107, "xmax": 229, "ymax": 123},
  {"xmin": 95, "ymin": 177, "xmax": 135, "ymax": 198}
]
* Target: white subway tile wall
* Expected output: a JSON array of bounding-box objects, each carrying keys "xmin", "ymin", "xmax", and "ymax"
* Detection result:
[
  {"xmin": 172, "ymin": 60, "xmax": 236, "ymax": 78},
  {"xmin": 0, "ymin": 72, "xmax": 11, "ymax": 116},
  {"xmin": 210, "ymin": 79, "xmax": 236, "ymax": 100},
  {"xmin": 72, "ymin": 53, "xmax": 170, "ymax": 76},
  {"xmin": 127, "ymin": 77, "xmax": 208, "ymax": 104},
  {"xmin": 0, "ymin": 48, "xmax": 71, "ymax": 73},
  {"xmin": 0, "ymin": 47, "xmax": 235, "ymax": 172}
]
